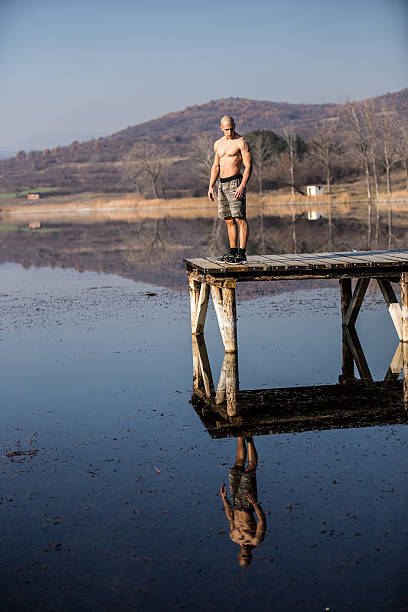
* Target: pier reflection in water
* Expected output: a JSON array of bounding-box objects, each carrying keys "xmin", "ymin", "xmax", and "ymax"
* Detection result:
[{"xmin": 191, "ymin": 331, "xmax": 408, "ymax": 437}]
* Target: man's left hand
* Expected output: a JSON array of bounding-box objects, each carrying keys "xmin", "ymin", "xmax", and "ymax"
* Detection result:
[{"xmin": 234, "ymin": 185, "xmax": 244, "ymax": 200}]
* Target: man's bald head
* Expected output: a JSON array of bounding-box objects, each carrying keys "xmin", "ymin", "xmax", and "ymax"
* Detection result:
[{"xmin": 220, "ymin": 115, "xmax": 235, "ymax": 128}]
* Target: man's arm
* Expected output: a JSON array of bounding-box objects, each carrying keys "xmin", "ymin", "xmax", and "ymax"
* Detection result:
[
  {"xmin": 247, "ymin": 492, "xmax": 266, "ymax": 545},
  {"xmin": 220, "ymin": 484, "xmax": 233, "ymax": 523},
  {"xmin": 208, "ymin": 149, "xmax": 220, "ymax": 201},
  {"xmin": 234, "ymin": 139, "xmax": 252, "ymax": 200}
]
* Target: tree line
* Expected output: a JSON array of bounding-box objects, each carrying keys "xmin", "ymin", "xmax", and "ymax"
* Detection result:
[{"xmin": 122, "ymin": 99, "xmax": 408, "ymax": 199}]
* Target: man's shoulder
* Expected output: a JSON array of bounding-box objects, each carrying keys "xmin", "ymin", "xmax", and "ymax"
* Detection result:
[{"xmin": 214, "ymin": 136, "xmax": 225, "ymax": 147}]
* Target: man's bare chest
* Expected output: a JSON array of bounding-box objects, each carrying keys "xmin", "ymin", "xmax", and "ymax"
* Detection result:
[{"xmin": 217, "ymin": 143, "xmax": 242, "ymax": 159}]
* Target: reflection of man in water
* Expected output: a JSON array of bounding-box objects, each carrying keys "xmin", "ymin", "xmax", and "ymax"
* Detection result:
[
  {"xmin": 208, "ymin": 116, "xmax": 252, "ymax": 265},
  {"xmin": 220, "ymin": 436, "xmax": 266, "ymax": 567}
]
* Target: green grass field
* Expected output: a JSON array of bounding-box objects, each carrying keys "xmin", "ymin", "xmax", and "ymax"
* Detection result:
[
  {"xmin": 0, "ymin": 187, "xmax": 60, "ymax": 200},
  {"xmin": 0, "ymin": 224, "xmax": 59, "ymax": 233}
]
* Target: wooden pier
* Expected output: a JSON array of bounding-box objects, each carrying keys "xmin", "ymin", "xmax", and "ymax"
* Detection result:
[
  {"xmin": 185, "ymin": 250, "xmax": 408, "ymax": 422},
  {"xmin": 185, "ymin": 250, "xmax": 408, "ymax": 353}
]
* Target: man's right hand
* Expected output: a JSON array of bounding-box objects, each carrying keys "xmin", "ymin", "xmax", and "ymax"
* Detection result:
[
  {"xmin": 208, "ymin": 186, "xmax": 215, "ymax": 201},
  {"xmin": 220, "ymin": 484, "xmax": 227, "ymax": 498}
]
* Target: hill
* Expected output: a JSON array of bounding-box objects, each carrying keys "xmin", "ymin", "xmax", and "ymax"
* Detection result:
[{"xmin": 1, "ymin": 89, "xmax": 407, "ymax": 197}]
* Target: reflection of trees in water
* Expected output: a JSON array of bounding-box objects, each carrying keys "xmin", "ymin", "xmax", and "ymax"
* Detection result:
[{"xmin": 207, "ymin": 217, "xmax": 224, "ymax": 256}]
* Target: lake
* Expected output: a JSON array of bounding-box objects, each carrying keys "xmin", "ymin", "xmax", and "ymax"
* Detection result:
[{"xmin": 0, "ymin": 202, "xmax": 407, "ymax": 611}]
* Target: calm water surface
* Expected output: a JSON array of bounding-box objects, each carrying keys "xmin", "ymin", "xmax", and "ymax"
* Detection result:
[{"xmin": 0, "ymin": 205, "xmax": 407, "ymax": 610}]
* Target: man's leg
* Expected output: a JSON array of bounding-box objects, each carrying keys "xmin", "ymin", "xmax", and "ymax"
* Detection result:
[
  {"xmin": 234, "ymin": 436, "xmax": 247, "ymax": 468},
  {"xmin": 225, "ymin": 218, "xmax": 238, "ymax": 249},
  {"xmin": 236, "ymin": 218, "xmax": 249, "ymax": 250},
  {"xmin": 246, "ymin": 436, "xmax": 258, "ymax": 472}
]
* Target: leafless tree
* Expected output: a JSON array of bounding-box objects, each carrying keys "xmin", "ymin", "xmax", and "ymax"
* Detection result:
[
  {"xmin": 245, "ymin": 131, "xmax": 275, "ymax": 195},
  {"xmin": 122, "ymin": 142, "xmax": 171, "ymax": 199},
  {"xmin": 344, "ymin": 101, "xmax": 372, "ymax": 199},
  {"xmin": 361, "ymin": 100, "xmax": 380, "ymax": 197},
  {"xmin": 192, "ymin": 133, "xmax": 215, "ymax": 181},
  {"xmin": 393, "ymin": 113, "xmax": 408, "ymax": 191},
  {"xmin": 378, "ymin": 102, "xmax": 400, "ymax": 193},
  {"xmin": 309, "ymin": 119, "xmax": 341, "ymax": 194},
  {"xmin": 282, "ymin": 126, "xmax": 298, "ymax": 195}
]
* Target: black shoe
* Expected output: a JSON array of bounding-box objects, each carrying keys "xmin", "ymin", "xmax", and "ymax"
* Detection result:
[
  {"xmin": 215, "ymin": 251, "xmax": 230, "ymax": 263},
  {"xmin": 224, "ymin": 253, "xmax": 239, "ymax": 264},
  {"xmin": 234, "ymin": 253, "xmax": 247, "ymax": 264}
]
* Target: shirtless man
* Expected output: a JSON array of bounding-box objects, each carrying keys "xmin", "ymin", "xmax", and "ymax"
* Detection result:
[
  {"xmin": 220, "ymin": 436, "xmax": 266, "ymax": 567},
  {"xmin": 208, "ymin": 116, "xmax": 252, "ymax": 264}
]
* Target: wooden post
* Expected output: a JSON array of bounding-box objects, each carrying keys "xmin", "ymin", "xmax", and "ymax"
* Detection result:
[
  {"xmin": 210, "ymin": 285, "xmax": 226, "ymax": 345},
  {"xmin": 194, "ymin": 282, "xmax": 210, "ymax": 334},
  {"xmin": 401, "ymin": 272, "xmax": 408, "ymax": 343},
  {"xmin": 225, "ymin": 351, "xmax": 239, "ymax": 416},
  {"xmin": 339, "ymin": 278, "xmax": 352, "ymax": 326},
  {"xmin": 340, "ymin": 326, "xmax": 354, "ymax": 383},
  {"xmin": 403, "ymin": 342, "xmax": 408, "ymax": 409},
  {"xmin": 189, "ymin": 275, "xmax": 200, "ymax": 334},
  {"xmin": 191, "ymin": 334, "xmax": 201, "ymax": 392},
  {"xmin": 222, "ymin": 287, "xmax": 237, "ymax": 353}
]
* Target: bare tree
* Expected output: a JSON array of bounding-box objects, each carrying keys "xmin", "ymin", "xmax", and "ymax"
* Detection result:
[
  {"xmin": 361, "ymin": 100, "xmax": 380, "ymax": 197},
  {"xmin": 122, "ymin": 142, "xmax": 171, "ymax": 199},
  {"xmin": 192, "ymin": 133, "xmax": 215, "ymax": 181},
  {"xmin": 309, "ymin": 119, "xmax": 341, "ymax": 194},
  {"xmin": 393, "ymin": 113, "xmax": 408, "ymax": 191},
  {"xmin": 245, "ymin": 130, "xmax": 277, "ymax": 195},
  {"xmin": 378, "ymin": 102, "xmax": 400, "ymax": 193},
  {"xmin": 344, "ymin": 101, "xmax": 372, "ymax": 199},
  {"xmin": 282, "ymin": 126, "xmax": 298, "ymax": 195}
]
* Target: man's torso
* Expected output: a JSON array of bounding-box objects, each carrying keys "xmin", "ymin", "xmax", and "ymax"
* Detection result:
[{"xmin": 215, "ymin": 135, "xmax": 245, "ymax": 178}]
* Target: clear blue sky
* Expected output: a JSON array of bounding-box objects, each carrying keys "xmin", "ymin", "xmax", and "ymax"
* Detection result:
[{"xmin": 1, "ymin": 0, "xmax": 407, "ymax": 151}]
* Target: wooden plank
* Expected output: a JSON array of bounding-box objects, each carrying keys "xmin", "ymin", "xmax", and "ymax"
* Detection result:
[
  {"xmin": 185, "ymin": 257, "xmax": 226, "ymax": 272},
  {"xmin": 377, "ymin": 279, "xmax": 402, "ymax": 340},
  {"xmin": 344, "ymin": 278, "xmax": 370, "ymax": 326},
  {"xmin": 225, "ymin": 352, "xmax": 239, "ymax": 417}
]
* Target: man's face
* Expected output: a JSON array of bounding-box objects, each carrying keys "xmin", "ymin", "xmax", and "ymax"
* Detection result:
[{"xmin": 221, "ymin": 122, "xmax": 235, "ymax": 140}]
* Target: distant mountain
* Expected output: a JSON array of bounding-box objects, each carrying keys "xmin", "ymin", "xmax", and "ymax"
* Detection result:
[{"xmin": 1, "ymin": 89, "xmax": 407, "ymax": 197}]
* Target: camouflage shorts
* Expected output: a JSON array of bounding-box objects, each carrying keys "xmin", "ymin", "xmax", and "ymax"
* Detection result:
[
  {"xmin": 218, "ymin": 176, "xmax": 246, "ymax": 219},
  {"xmin": 229, "ymin": 467, "xmax": 257, "ymax": 511}
]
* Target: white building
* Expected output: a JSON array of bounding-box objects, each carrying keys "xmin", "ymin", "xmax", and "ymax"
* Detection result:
[{"xmin": 306, "ymin": 185, "xmax": 324, "ymax": 196}]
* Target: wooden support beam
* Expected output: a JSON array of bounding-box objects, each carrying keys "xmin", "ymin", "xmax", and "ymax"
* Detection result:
[
  {"xmin": 377, "ymin": 279, "xmax": 402, "ymax": 340},
  {"xmin": 344, "ymin": 278, "xmax": 370, "ymax": 327},
  {"xmin": 196, "ymin": 334, "xmax": 214, "ymax": 397},
  {"xmin": 383, "ymin": 342, "xmax": 403, "ymax": 384},
  {"xmin": 401, "ymin": 272, "xmax": 408, "ymax": 342},
  {"xmin": 339, "ymin": 278, "xmax": 352, "ymax": 326},
  {"xmin": 222, "ymin": 287, "xmax": 237, "ymax": 353},
  {"xmin": 344, "ymin": 326, "xmax": 372, "ymax": 381}
]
